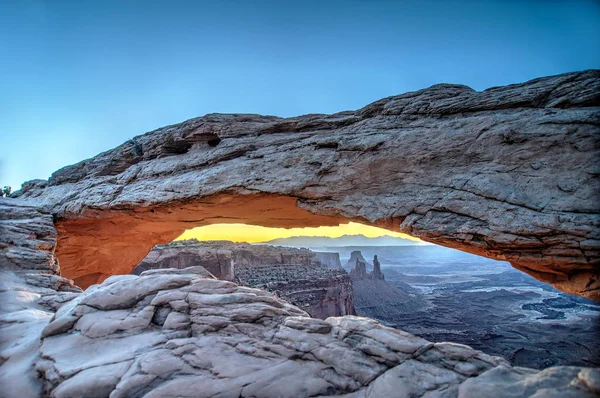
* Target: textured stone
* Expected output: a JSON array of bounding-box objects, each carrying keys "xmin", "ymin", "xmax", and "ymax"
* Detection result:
[
  {"xmin": 0, "ymin": 200, "xmax": 596, "ymax": 398},
  {"xmin": 0, "ymin": 198, "xmax": 59, "ymax": 274},
  {"xmin": 315, "ymin": 251, "xmax": 343, "ymax": 269},
  {"xmin": 0, "ymin": 270, "xmax": 80, "ymax": 398},
  {"xmin": 345, "ymin": 251, "xmax": 371, "ymax": 271},
  {"xmin": 25, "ymin": 267, "xmax": 596, "ymax": 398}
]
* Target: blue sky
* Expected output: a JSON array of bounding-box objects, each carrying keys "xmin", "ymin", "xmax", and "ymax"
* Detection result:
[{"xmin": 1, "ymin": 0, "xmax": 599, "ymax": 190}]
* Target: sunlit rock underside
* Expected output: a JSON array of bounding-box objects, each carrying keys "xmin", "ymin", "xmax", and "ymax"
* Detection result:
[
  {"xmin": 1, "ymin": 199, "xmax": 599, "ymax": 397},
  {"xmin": 14, "ymin": 70, "xmax": 600, "ymax": 298}
]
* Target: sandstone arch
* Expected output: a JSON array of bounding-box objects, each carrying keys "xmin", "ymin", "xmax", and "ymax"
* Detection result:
[{"xmin": 15, "ymin": 70, "xmax": 600, "ymax": 299}]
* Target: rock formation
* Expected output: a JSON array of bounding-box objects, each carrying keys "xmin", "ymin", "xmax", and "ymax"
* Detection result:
[
  {"xmin": 0, "ymin": 199, "xmax": 60, "ymax": 274},
  {"xmin": 33, "ymin": 268, "xmax": 600, "ymax": 398},
  {"xmin": 350, "ymin": 258, "xmax": 368, "ymax": 280},
  {"xmin": 133, "ymin": 240, "xmax": 355, "ymax": 318},
  {"xmin": 315, "ymin": 251, "xmax": 343, "ymax": 269},
  {"xmin": 345, "ymin": 251, "xmax": 371, "ymax": 272},
  {"xmin": 348, "ymin": 252, "xmax": 384, "ymax": 281},
  {"xmin": 11, "ymin": 70, "xmax": 600, "ymax": 299},
  {"xmin": 132, "ymin": 239, "xmax": 235, "ymax": 281},
  {"xmin": 1, "ymin": 198, "xmax": 599, "ymax": 397},
  {"xmin": 372, "ymin": 255, "xmax": 384, "ymax": 280}
]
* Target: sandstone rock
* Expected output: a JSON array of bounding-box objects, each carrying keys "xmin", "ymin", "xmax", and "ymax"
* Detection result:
[
  {"xmin": 11, "ymin": 71, "xmax": 600, "ymax": 299},
  {"xmin": 315, "ymin": 251, "xmax": 343, "ymax": 269},
  {"xmin": 372, "ymin": 255, "xmax": 384, "ymax": 280},
  {"xmin": 348, "ymin": 252, "xmax": 384, "ymax": 281},
  {"xmin": 0, "ymin": 270, "xmax": 80, "ymax": 398},
  {"xmin": 345, "ymin": 251, "xmax": 371, "ymax": 272},
  {"xmin": 134, "ymin": 240, "xmax": 355, "ymax": 318},
  {"xmin": 133, "ymin": 239, "xmax": 235, "ymax": 281},
  {"xmin": 0, "ymin": 198, "xmax": 59, "ymax": 274},
  {"xmin": 30, "ymin": 267, "xmax": 597, "ymax": 398},
  {"xmin": 2, "ymin": 176, "xmax": 598, "ymax": 397},
  {"xmin": 350, "ymin": 258, "xmax": 368, "ymax": 280}
]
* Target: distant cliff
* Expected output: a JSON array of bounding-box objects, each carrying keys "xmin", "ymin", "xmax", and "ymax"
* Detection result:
[
  {"xmin": 314, "ymin": 251, "xmax": 342, "ymax": 269},
  {"xmin": 133, "ymin": 240, "xmax": 355, "ymax": 318}
]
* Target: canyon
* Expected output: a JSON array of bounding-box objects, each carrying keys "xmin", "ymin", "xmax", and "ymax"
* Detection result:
[
  {"xmin": 2, "ymin": 199, "xmax": 599, "ymax": 397},
  {"xmin": 340, "ymin": 246, "xmax": 600, "ymax": 370},
  {"xmin": 1, "ymin": 70, "xmax": 599, "ymax": 397},
  {"xmin": 133, "ymin": 240, "xmax": 355, "ymax": 319}
]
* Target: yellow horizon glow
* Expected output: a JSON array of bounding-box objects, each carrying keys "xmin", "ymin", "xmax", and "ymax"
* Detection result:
[{"xmin": 175, "ymin": 222, "xmax": 421, "ymax": 243}]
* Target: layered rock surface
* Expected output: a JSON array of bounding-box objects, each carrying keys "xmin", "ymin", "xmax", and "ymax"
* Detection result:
[
  {"xmin": 12, "ymin": 71, "xmax": 600, "ymax": 299},
  {"xmin": 345, "ymin": 251, "xmax": 371, "ymax": 272},
  {"xmin": 0, "ymin": 198, "xmax": 60, "ymax": 274},
  {"xmin": 1, "ymin": 200, "xmax": 599, "ymax": 397},
  {"xmin": 348, "ymin": 252, "xmax": 385, "ymax": 281},
  {"xmin": 31, "ymin": 267, "xmax": 600, "ymax": 398},
  {"xmin": 133, "ymin": 240, "xmax": 355, "ymax": 318}
]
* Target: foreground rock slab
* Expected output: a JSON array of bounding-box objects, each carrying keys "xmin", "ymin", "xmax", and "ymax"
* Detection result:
[
  {"xmin": 29, "ymin": 267, "xmax": 598, "ymax": 398},
  {"xmin": 13, "ymin": 71, "xmax": 600, "ymax": 299}
]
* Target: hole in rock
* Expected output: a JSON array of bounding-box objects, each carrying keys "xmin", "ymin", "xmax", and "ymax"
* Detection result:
[
  {"xmin": 207, "ymin": 137, "xmax": 221, "ymax": 147},
  {"xmin": 128, "ymin": 222, "xmax": 600, "ymax": 370},
  {"xmin": 52, "ymin": 191, "xmax": 599, "ymax": 371}
]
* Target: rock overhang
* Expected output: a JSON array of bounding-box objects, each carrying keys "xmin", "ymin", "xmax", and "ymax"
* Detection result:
[{"xmin": 11, "ymin": 70, "xmax": 600, "ymax": 299}]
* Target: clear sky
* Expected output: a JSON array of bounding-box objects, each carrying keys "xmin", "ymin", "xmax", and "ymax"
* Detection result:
[{"xmin": 1, "ymin": 0, "xmax": 599, "ymax": 191}]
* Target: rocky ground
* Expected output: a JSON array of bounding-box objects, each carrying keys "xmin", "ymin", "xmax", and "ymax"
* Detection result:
[
  {"xmin": 2, "ymin": 198, "xmax": 600, "ymax": 397},
  {"xmin": 12, "ymin": 71, "xmax": 600, "ymax": 299},
  {"xmin": 5, "ymin": 266, "xmax": 600, "ymax": 398},
  {"xmin": 3, "ymin": 70, "xmax": 600, "ymax": 396}
]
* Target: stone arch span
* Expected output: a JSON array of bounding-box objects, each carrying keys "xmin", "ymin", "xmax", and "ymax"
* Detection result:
[{"xmin": 15, "ymin": 70, "xmax": 600, "ymax": 299}]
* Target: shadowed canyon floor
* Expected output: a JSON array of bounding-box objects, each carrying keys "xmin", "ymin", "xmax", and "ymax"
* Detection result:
[{"xmin": 332, "ymin": 245, "xmax": 600, "ymax": 370}]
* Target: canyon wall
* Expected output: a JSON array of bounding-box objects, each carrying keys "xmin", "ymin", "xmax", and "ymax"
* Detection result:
[
  {"xmin": 133, "ymin": 240, "xmax": 355, "ymax": 318},
  {"xmin": 133, "ymin": 240, "xmax": 236, "ymax": 281},
  {"xmin": 314, "ymin": 251, "xmax": 343, "ymax": 269},
  {"xmin": 13, "ymin": 70, "xmax": 600, "ymax": 299}
]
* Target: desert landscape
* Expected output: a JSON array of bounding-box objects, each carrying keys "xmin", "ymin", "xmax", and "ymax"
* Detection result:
[
  {"xmin": 1, "ymin": 1, "xmax": 599, "ymax": 397},
  {"xmin": 132, "ymin": 237, "xmax": 600, "ymax": 370}
]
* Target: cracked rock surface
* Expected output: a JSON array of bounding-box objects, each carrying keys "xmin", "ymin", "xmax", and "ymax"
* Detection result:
[
  {"xmin": 12, "ymin": 71, "xmax": 600, "ymax": 299},
  {"xmin": 1, "ymin": 200, "xmax": 599, "ymax": 397},
  {"xmin": 31, "ymin": 267, "xmax": 599, "ymax": 398}
]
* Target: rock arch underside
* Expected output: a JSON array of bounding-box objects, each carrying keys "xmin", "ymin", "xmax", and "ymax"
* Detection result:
[
  {"xmin": 2, "ymin": 70, "xmax": 600, "ymax": 398},
  {"xmin": 14, "ymin": 70, "xmax": 600, "ymax": 299}
]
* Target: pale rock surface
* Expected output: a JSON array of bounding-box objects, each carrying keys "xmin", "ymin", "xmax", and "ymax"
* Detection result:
[
  {"xmin": 0, "ymin": 198, "xmax": 60, "ymax": 274},
  {"xmin": 31, "ymin": 267, "xmax": 599, "ymax": 398},
  {"xmin": 0, "ymin": 271, "xmax": 81, "ymax": 397},
  {"xmin": 0, "ymin": 200, "xmax": 598, "ymax": 397},
  {"xmin": 11, "ymin": 71, "xmax": 600, "ymax": 299}
]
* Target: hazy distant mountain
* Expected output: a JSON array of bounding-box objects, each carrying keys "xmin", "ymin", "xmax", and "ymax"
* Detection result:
[{"xmin": 262, "ymin": 234, "xmax": 425, "ymax": 248}]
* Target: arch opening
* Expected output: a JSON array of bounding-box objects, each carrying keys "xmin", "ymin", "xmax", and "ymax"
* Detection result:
[
  {"xmin": 130, "ymin": 220, "xmax": 600, "ymax": 369},
  {"xmin": 54, "ymin": 192, "xmax": 598, "ymax": 303}
]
